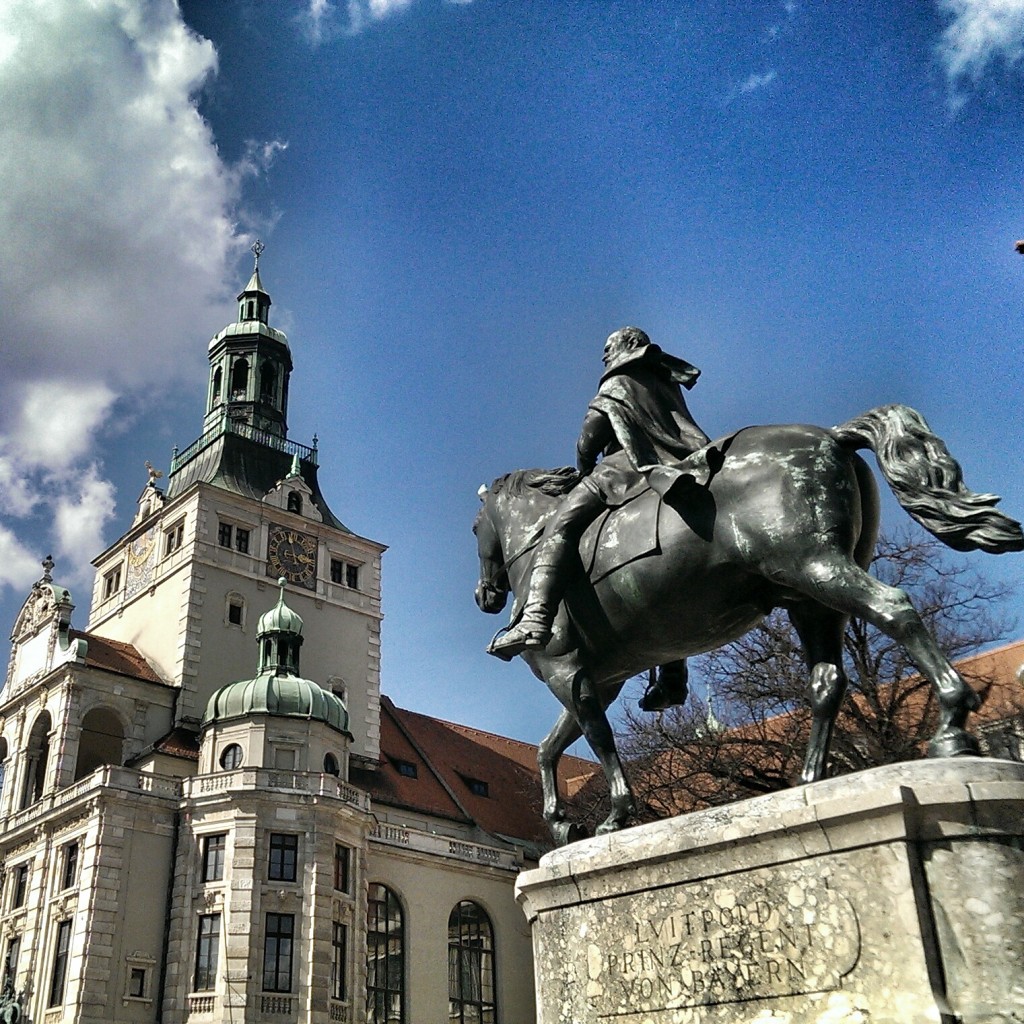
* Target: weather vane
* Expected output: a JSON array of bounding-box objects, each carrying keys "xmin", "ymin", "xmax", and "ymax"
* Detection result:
[{"xmin": 251, "ymin": 239, "xmax": 265, "ymax": 267}]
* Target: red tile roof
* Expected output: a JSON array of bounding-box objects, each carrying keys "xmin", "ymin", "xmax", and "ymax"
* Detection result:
[
  {"xmin": 360, "ymin": 697, "xmax": 600, "ymax": 847},
  {"xmin": 70, "ymin": 630, "xmax": 165, "ymax": 684}
]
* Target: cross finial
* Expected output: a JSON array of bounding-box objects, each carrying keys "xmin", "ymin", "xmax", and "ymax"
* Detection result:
[{"xmin": 251, "ymin": 239, "xmax": 265, "ymax": 267}]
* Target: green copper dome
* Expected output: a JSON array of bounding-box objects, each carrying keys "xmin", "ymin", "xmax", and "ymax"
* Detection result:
[
  {"xmin": 201, "ymin": 579, "xmax": 349, "ymax": 735},
  {"xmin": 258, "ymin": 578, "xmax": 304, "ymax": 637},
  {"xmin": 202, "ymin": 672, "xmax": 349, "ymax": 733}
]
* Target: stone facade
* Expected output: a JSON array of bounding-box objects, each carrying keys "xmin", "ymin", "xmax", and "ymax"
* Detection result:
[
  {"xmin": 0, "ymin": 256, "xmax": 570, "ymax": 1024},
  {"xmin": 517, "ymin": 758, "xmax": 1024, "ymax": 1023}
]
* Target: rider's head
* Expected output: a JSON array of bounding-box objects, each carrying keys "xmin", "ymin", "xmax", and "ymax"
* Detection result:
[{"xmin": 603, "ymin": 326, "xmax": 650, "ymax": 367}]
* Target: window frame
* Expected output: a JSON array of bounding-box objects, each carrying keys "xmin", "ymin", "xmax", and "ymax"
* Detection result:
[
  {"xmin": 333, "ymin": 844, "xmax": 350, "ymax": 894},
  {"xmin": 201, "ymin": 834, "xmax": 227, "ymax": 883},
  {"xmin": 102, "ymin": 566, "xmax": 122, "ymax": 601},
  {"xmin": 268, "ymin": 833, "xmax": 298, "ymax": 882},
  {"xmin": 331, "ymin": 921, "xmax": 347, "ymax": 1001},
  {"xmin": 11, "ymin": 864, "xmax": 28, "ymax": 910},
  {"xmin": 366, "ymin": 883, "xmax": 405, "ymax": 1024},
  {"xmin": 193, "ymin": 913, "xmax": 221, "ymax": 992},
  {"xmin": 262, "ymin": 912, "xmax": 295, "ymax": 993},
  {"xmin": 164, "ymin": 520, "xmax": 185, "ymax": 557},
  {"xmin": 60, "ymin": 842, "xmax": 79, "ymax": 890},
  {"xmin": 447, "ymin": 900, "xmax": 497, "ymax": 1024},
  {"xmin": 48, "ymin": 919, "xmax": 73, "ymax": 1007}
]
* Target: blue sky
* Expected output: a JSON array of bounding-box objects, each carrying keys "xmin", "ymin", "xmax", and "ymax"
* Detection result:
[{"xmin": 0, "ymin": 0, "xmax": 1022, "ymax": 747}]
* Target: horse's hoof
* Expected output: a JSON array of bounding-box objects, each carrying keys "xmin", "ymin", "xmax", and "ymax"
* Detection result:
[
  {"xmin": 928, "ymin": 728, "xmax": 981, "ymax": 759},
  {"xmin": 550, "ymin": 820, "xmax": 588, "ymax": 847}
]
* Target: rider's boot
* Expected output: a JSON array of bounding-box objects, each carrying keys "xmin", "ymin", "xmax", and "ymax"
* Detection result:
[
  {"xmin": 488, "ymin": 562, "xmax": 564, "ymax": 661},
  {"xmin": 639, "ymin": 659, "xmax": 689, "ymax": 711}
]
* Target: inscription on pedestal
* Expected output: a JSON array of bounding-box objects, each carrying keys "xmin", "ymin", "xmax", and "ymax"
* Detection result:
[{"xmin": 539, "ymin": 870, "xmax": 860, "ymax": 1020}]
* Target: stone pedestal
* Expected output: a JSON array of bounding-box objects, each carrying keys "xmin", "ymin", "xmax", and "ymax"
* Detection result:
[{"xmin": 515, "ymin": 759, "xmax": 1024, "ymax": 1024}]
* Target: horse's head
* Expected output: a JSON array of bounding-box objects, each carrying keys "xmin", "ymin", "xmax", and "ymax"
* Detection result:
[
  {"xmin": 473, "ymin": 483, "xmax": 509, "ymax": 614},
  {"xmin": 473, "ymin": 467, "xmax": 580, "ymax": 616}
]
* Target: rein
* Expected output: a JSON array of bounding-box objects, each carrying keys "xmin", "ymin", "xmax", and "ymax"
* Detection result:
[{"xmin": 479, "ymin": 502, "xmax": 546, "ymax": 593}]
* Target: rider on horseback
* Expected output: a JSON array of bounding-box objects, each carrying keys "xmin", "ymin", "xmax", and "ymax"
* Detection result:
[{"xmin": 488, "ymin": 326, "xmax": 712, "ymax": 709}]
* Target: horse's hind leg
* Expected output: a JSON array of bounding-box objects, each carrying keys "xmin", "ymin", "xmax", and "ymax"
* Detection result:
[
  {"xmin": 538, "ymin": 709, "xmax": 587, "ymax": 845},
  {"xmin": 788, "ymin": 603, "xmax": 850, "ymax": 783},
  {"xmin": 780, "ymin": 556, "xmax": 980, "ymax": 758}
]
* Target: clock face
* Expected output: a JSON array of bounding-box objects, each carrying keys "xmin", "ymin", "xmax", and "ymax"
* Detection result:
[{"xmin": 267, "ymin": 525, "xmax": 318, "ymax": 589}]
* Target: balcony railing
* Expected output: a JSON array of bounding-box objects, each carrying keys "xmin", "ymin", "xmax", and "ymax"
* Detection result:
[
  {"xmin": 188, "ymin": 994, "xmax": 216, "ymax": 1015},
  {"xmin": 260, "ymin": 995, "xmax": 294, "ymax": 1015},
  {"xmin": 2, "ymin": 766, "xmax": 182, "ymax": 833},
  {"xmin": 183, "ymin": 769, "xmax": 370, "ymax": 811},
  {"xmin": 170, "ymin": 418, "xmax": 318, "ymax": 476}
]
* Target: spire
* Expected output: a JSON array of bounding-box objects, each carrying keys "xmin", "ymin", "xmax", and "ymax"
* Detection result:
[{"xmin": 237, "ymin": 239, "xmax": 271, "ymax": 324}]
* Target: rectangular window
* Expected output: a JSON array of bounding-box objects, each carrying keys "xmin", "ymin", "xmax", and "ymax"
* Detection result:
[
  {"xmin": 201, "ymin": 834, "xmax": 226, "ymax": 883},
  {"xmin": 218, "ymin": 522, "xmax": 233, "ymax": 548},
  {"xmin": 345, "ymin": 563, "xmax": 360, "ymax": 590},
  {"xmin": 193, "ymin": 913, "xmax": 221, "ymax": 992},
  {"xmin": 268, "ymin": 834, "xmax": 298, "ymax": 882},
  {"xmin": 48, "ymin": 920, "xmax": 72, "ymax": 1006},
  {"xmin": 330, "ymin": 558, "xmax": 344, "ymax": 584},
  {"xmin": 333, "ymin": 844, "xmax": 350, "ymax": 893},
  {"xmin": 331, "ymin": 922, "xmax": 347, "ymax": 1001},
  {"xmin": 228, "ymin": 601, "xmax": 243, "ymax": 626},
  {"xmin": 128, "ymin": 966, "xmax": 146, "ymax": 998},
  {"xmin": 11, "ymin": 865, "xmax": 28, "ymax": 909},
  {"xmin": 61, "ymin": 843, "xmax": 79, "ymax": 890},
  {"xmin": 3, "ymin": 936, "xmax": 19, "ymax": 991},
  {"xmin": 102, "ymin": 567, "xmax": 122, "ymax": 600},
  {"xmin": 262, "ymin": 913, "xmax": 294, "ymax": 993},
  {"xmin": 164, "ymin": 520, "xmax": 185, "ymax": 556},
  {"xmin": 235, "ymin": 527, "xmax": 250, "ymax": 554}
]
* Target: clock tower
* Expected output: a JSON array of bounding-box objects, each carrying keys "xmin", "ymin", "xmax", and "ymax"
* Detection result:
[{"xmin": 86, "ymin": 245, "xmax": 385, "ymax": 767}]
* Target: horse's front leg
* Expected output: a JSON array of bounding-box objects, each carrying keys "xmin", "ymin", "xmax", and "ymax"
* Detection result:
[
  {"xmin": 538, "ymin": 709, "xmax": 587, "ymax": 846},
  {"xmin": 570, "ymin": 667, "xmax": 636, "ymax": 834}
]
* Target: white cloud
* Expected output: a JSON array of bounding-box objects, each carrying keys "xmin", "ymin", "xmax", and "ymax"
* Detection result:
[
  {"xmin": 11, "ymin": 382, "xmax": 117, "ymax": 472},
  {"xmin": 938, "ymin": 0, "xmax": 1024, "ymax": 104},
  {"xmin": 0, "ymin": 525, "xmax": 41, "ymax": 592},
  {"xmin": 51, "ymin": 466, "xmax": 117, "ymax": 585},
  {"xmin": 299, "ymin": 0, "xmax": 468, "ymax": 41},
  {"xmin": 0, "ymin": 0, "xmax": 281, "ymax": 597},
  {"xmin": 726, "ymin": 69, "xmax": 777, "ymax": 103}
]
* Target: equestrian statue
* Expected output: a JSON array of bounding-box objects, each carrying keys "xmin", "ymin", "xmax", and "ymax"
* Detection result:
[{"xmin": 474, "ymin": 327, "xmax": 1023, "ymax": 846}]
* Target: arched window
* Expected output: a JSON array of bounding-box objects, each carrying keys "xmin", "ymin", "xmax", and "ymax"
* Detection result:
[
  {"xmin": 0, "ymin": 738, "xmax": 8, "ymax": 802},
  {"xmin": 366, "ymin": 884, "xmax": 404, "ymax": 1024},
  {"xmin": 21, "ymin": 712, "xmax": 52, "ymax": 808},
  {"xmin": 448, "ymin": 901, "xmax": 496, "ymax": 1023},
  {"xmin": 323, "ymin": 753, "xmax": 339, "ymax": 777},
  {"xmin": 287, "ymin": 491, "xmax": 302, "ymax": 514},
  {"xmin": 212, "ymin": 367, "xmax": 222, "ymax": 405},
  {"xmin": 259, "ymin": 360, "xmax": 276, "ymax": 403},
  {"xmin": 75, "ymin": 707, "xmax": 125, "ymax": 780},
  {"xmin": 230, "ymin": 358, "xmax": 249, "ymax": 400}
]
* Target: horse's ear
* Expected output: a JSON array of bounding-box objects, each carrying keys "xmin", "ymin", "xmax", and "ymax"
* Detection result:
[{"xmin": 477, "ymin": 484, "xmax": 488, "ymax": 502}]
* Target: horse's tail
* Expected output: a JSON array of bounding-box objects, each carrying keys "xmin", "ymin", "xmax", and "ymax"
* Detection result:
[{"xmin": 831, "ymin": 404, "xmax": 1023, "ymax": 554}]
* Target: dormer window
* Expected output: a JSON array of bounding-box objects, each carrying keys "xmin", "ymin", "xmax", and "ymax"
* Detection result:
[
  {"xmin": 392, "ymin": 759, "xmax": 417, "ymax": 779},
  {"xmin": 462, "ymin": 776, "xmax": 489, "ymax": 798}
]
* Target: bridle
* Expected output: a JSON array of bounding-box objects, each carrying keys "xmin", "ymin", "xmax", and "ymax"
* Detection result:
[{"xmin": 475, "ymin": 494, "xmax": 545, "ymax": 598}]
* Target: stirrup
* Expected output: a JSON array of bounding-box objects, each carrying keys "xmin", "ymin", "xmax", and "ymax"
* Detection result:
[{"xmin": 487, "ymin": 621, "xmax": 552, "ymax": 661}]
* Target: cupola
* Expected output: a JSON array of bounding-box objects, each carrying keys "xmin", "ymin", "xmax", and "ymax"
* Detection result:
[{"xmin": 199, "ymin": 580, "xmax": 351, "ymax": 777}]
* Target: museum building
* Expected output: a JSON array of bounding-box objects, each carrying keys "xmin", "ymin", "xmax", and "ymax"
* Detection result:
[{"xmin": 0, "ymin": 256, "xmax": 595, "ymax": 1024}]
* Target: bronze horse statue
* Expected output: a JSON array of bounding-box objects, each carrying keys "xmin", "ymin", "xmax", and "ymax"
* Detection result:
[{"xmin": 474, "ymin": 405, "xmax": 1023, "ymax": 845}]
